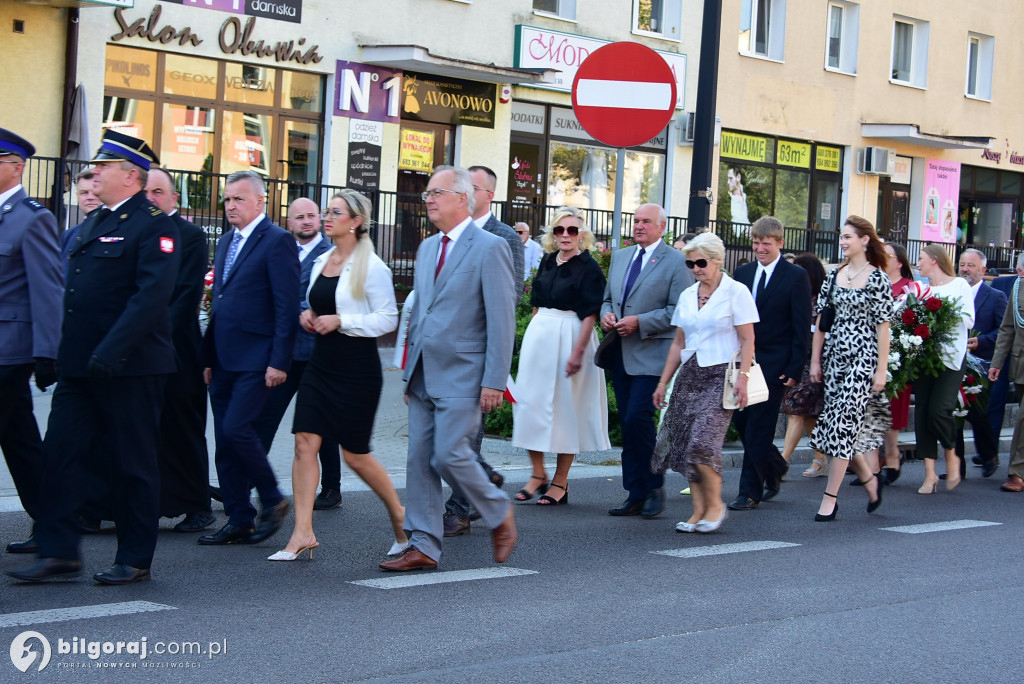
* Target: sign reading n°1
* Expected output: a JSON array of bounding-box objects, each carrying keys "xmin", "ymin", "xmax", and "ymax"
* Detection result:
[
  {"xmin": 159, "ymin": 0, "xmax": 303, "ymax": 24},
  {"xmin": 334, "ymin": 60, "xmax": 402, "ymax": 124}
]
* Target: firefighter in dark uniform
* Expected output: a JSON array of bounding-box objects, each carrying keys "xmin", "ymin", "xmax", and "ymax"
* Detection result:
[
  {"xmin": 6, "ymin": 131, "xmax": 180, "ymax": 585},
  {"xmin": 0, "ymin": 128, "xmax": 62, "ymax": 554}
]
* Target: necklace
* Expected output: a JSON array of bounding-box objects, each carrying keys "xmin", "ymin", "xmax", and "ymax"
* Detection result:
[
  {"xmin": 697, "ymin": 278, "xmax": 720, "ymax": 306},
  {"xmin": 845, "ymin": 262, "xmax": 870, "ymax": 285},
  {"xmin": 556, "ymin": 250, "xmax": 579, "ymax": 265}
]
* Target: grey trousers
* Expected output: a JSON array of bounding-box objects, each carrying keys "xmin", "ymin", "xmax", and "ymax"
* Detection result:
[
  {"xmin": 444, "ymin": 416, "xmax": 495, "ymax": 519},
  {"xmin": 404, "ymin": 369, "xmax": 511, "ymax": 561}
]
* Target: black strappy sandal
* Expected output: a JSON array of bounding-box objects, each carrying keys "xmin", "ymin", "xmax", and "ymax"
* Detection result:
[
  {"xmin": 537, "ymin": 482, "xmax": 569, "ymax": 506},
  {"xmin": 514, "ymin": 475, "xmax": 549, "ymax": 502}
]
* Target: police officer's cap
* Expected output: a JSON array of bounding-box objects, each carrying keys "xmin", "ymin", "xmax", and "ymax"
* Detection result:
[
  {"xmin": 90, "ymin": 130, "xmax": 159, "ymax": 171},
  {"xmin": 0, "ymin": 127, "xmax": 35, "ymax": 160}
]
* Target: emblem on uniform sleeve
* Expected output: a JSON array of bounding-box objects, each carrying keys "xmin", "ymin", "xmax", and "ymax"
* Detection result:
[{"xmin": 160, "ymin": 237, "xmax": 175, "ymax": 253}]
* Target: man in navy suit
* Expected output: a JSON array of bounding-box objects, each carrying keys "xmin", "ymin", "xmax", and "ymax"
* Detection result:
[
  {"xmin": 728, "ymin": 216, "xmax": 811, "ymax": 511},
  {"xmin": 989, "ymin": 255, "xmax": 1022, "ymax": 438},
  {"xmin": 253, "ymin": 197, "xmax": 342, "ymax": 510},
  {"xmin": 955, "ymin": 248, "xmax": 1006, "ymax": 478},
  {"xmin": 199, "ymin": 171, "xmax": 299, "ymax": 546}
]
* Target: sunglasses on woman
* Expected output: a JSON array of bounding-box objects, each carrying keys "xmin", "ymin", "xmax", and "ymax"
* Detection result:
[
  {"xmin": 685, "ymin": 259, "xmax": 709, "ymax": 269},
  {"xmin": 552, "ymin": 225, "xmax": 579, "ymax": 236}
]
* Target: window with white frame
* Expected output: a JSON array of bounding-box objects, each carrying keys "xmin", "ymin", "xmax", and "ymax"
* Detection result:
[
  {"xmin": 633, "ymin": 0, "xmax": 682, "ymax": 41},
  {"xmin": 966, "ymin": 32, "xmax": 994, "ymax": 100},
  {"xmin": 533, "ymin": 0, "xmax": 576, "ymax": 21},
  {"xmin": 825, "ymin": 1, "xmax": 859, "ymax": 74},
  {"xmin": 739, "ymin": 0, "xmax": 787, "ymax": 61},
  {"xmin": 891, "ymin": 16, "xmax": 929, "ymax": 87}
]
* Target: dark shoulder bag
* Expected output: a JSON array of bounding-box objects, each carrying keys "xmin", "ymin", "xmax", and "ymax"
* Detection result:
[{"xmin": 817, "ymin": 270, "xmax": 838, "ymax": 333}]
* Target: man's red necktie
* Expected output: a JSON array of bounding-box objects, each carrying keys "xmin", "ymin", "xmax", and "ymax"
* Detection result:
[{"xmin": 434, "ymin": 235, "xmax": 450, "ymax": 281}]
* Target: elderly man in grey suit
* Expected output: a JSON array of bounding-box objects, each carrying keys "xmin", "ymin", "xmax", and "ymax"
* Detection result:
[
  {"xmin": 380, "ymin": 165, "xmax": 517, "ymax": 571},
  {"xmin": 601, "ymin": 204, "xmax": 692, "ymax": 519},
  {"xmin": 0, "ymin": 128, "xmax": 62, "ymax": 554}
]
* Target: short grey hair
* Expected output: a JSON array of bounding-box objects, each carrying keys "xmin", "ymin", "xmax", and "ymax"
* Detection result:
[
  {"xmin": 682, "ymin": 232, "xmax": 726, "ymax": 263},
  {"xmin": 432, "ymin": 165, "xmax": 475, "ymax": 215},
  {"xmin": 225, "ymin": 170, "xmax": 266, "ymax": 197},
  {"xmin": 961, "ymin": 247, "xmax": 987, "ymax": 267},
  {"xmin": 1016, "ymin": 253, "xmax": 1024, "ymax": 270}
]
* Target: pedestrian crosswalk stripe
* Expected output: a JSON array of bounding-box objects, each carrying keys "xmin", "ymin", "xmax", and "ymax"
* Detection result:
[
  {"xmin": 653, "ymin": 541, "xmax": 800, "ymax": 559},
  {"xmin": 880, "ymin": 519, "xmax": 1002, "ymax": 534},
  {"xmin": 349, "ymin": 567, "xmax": 537, "ymax": 590},
  {"xmin": 0, "ymin": 601, "xmax": 176, "ymax": 628}
]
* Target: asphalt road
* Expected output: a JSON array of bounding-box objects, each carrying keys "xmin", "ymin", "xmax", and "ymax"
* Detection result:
[{"xmin": 0, "ymin": 463, "xmax": 1019, "ymax": 682}]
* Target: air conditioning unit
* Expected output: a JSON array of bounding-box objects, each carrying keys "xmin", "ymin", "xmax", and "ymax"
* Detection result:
[
  {"xmin": 859, "ymin": 146, "xmax": 895, "ymax": 175},
  {"xmin": 677, "ymin": 113, "xmax": 721, "ymax": 146}
]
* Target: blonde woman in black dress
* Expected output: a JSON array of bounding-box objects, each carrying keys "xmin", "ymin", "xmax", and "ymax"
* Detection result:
[{"xmin": 269, "ymin": 190, "xmax": 402, "ymax": 560}]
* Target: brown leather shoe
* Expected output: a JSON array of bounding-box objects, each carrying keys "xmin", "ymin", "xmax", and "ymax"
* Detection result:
[
  {"xmin": 379, "ymin": 546, "xmax": 437, "ymax": 572},
  {"xmin": 1000, "ymin": 474, "xmax": 1024, "ymax": 492},
  {"xmin": 491, "ymin": 507, "xmax": 517, "ymax": 563}
]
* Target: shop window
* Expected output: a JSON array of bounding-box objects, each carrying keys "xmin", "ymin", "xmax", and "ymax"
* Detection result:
[
  {"xmin": 160, "ymin": 104, "xmax": 215, "ymax": 174},
  {"xmin": 1000, "ymin": 172, "xmax": 1020, "ymax": 197},
  {"xmin": 774, "ymin": 169, "xmax": 810, "ymax": 229},
  {"xmin": 965, "ymin": 32, "xmax": 994, "ymax": 100},
  {"xmin": 547, "ymin": 142, "xmax": 663, "ymax": 212},
  {"xmin": 891, "ymin": 16, "xmax": 929, "ymax": 88},
  {"xmin": 282, "ymin": 70, "xmax": 323, "ymax": 112},
  {"xmin": 717, "ymin": 162, "xmax": 775, "ymax": 235},
  {"xmin": 825, "ymin": 1, "xmax": 859, "ymax": 75},
  {"xmin": 102, "ymin": 96, "xmax": 156, "ymax": 145},
  {"xmin": 225, "ymin": 63, "xmax": 277, "ymax": 108},
  {"xmin": 633, "ymin": 0, "xmax": 682, "ymax": 41},
  {"xmin": 533, "ymin": 0, "xmax": 576, "ymax": 21},
  {"xmin": 164, "ymin": 53, "xmax": 218, "ymax": 100},
  {"xmin": 221, "ymin": 111, "xmax": 273, "ymax": 178},
  {"xmin": 105, "ymin": 45, "xmax": 157, "ymax": 92},
  {"xmin": 739, "ymin": 0, "xmax": 786, "ymax": 61},
  {"xmin": 975, "ymin": 167, "xmax": 998, "ymax": 195}
]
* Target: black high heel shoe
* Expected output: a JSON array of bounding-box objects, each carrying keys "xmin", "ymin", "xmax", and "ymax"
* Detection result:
[
  {"xmin": 883, "ymin": 467, "xmax": 900, "ymax": 485},
  {"xmin": 814, "ymin": 492, "xmax": 838, "ymax": 522},
  {"xmin": 514, "ymin": 475, "xmax": 549, "ymax": 502},
  {"xmin": 865, "ymin": 474, "xmax": 884, "ymax": 513},
  {"xmin": 537, "ymin": 482, "xmax": 568, "ymax": 506}
]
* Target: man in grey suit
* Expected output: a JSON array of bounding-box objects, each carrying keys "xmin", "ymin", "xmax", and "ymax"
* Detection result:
[
  {"xmin": 601, "ymin": 204, "xmax": 692, "ymax": 519},
  {"xmin": 441, "ymin": 165, "xmax": 523, "ymax": 536},
  {"xmin": 380, "ymin": 166, "xmax": 517, "ymax": 571},
  {"xmin": 0, "ymin": 128, "xmax": 62, "ymax": 554}
]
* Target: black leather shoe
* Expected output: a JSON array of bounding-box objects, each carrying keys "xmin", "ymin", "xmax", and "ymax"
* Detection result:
[
  {"xmin": 608, "ymin": 499, "xmax": 644, "ymax": 516},
  {"xmin": 982, "ymin": 461, "xmax": 999, "ymax": 478},
  {"xmin": 972, "ymin": 455, "xmax": 984, "ymax": 465},
  {"xmin": 489, "ymin": 471, "xmax": 505, "ymax": 489},
  {"xmin": 73, "ymin": 515, "xmax": 101, "ymax": 534},
  {"xmin": 93, "ymin": 564, "xmax": 150, "ymax": 585},
  {"xmin": 249, "ymin": 499, "xmax": 290, "ymax": 543},
  {"xmin": 197, "ymin": 524, "xmax": 254, "ymax": 545},
  {"xmin": 313, "ymin": 489, "xmax": 342, "ymax": 510},
  {"xmin": 173, "ymin": 511, "xmax": 216, "ymax": 533},
  {"xmin": 727, "ymin": 495, "xmax": 759, "ymax": 510},
  {"xmin": 641, "ymin": 488, "xmax": 665, "ymax": 519},
  {"xmin": 443, "ymin": 513, "xmax": 471, "ymax": 537},
  {"xmin": 5, "ymin": 537, "xmax": 38, "ymax": 554},
  {"xmin": 6, "ymin": 558, "xmax": 82, "ymax": 582},
  {"xmin": 763, "ymin": 465, "xmax": 787, "ymax": 500}
]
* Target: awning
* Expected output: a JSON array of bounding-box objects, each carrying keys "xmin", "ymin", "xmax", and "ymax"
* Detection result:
[
  {"xmin": 861, "ymin": 123, "xmax": 992, "ymax": 150},
  {"xmin": 360, "ymin": 45, "xmax": 558, "ymax": 85}
]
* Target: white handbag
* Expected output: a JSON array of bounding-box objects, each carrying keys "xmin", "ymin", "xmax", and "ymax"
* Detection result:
[{"xmin": 723, "ymin": 350, "xmax": 770, "ymax": 409}]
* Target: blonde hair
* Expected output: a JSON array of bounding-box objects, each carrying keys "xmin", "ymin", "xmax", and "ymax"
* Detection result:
[
  {"xmin": 921, "ymin": 243, "xmax": 956, "ymax": 277},
  {"xmin": 540, "ymin": 206, "xmax": 595, "ymax": 252},
  {"xmin": 332, "ymin": 189, "xmax": 375, "ymax": 301},
  {"xmin": 682, "ymin": 232, "xmax": 725, "ymax": 263}
]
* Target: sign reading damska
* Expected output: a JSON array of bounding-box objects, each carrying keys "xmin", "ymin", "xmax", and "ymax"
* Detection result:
[
  {"xmin": 347, "ymin": 119, "xmax": 383, "ymax": 190},
  {"xmin": 160, "ymin": 0, "xmax": 303, "ymax": 25},
  {"xmin": 401, "ymin": 72, "xmax": 496, "ymax": 129}
]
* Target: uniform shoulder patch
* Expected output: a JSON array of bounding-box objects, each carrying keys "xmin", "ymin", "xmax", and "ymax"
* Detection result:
[
  {"xmin": 22, "ymin": 198, "xmax": 46, "ymax": 212},
  {"xmin": 148, "ymin": 205, "xmax": 164, "ymax": 216}
]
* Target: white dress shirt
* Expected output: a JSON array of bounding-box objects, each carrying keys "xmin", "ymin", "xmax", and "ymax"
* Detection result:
[
  {"xmin": 753, "ymin": 254, "xmax": 781, "ymax": 302},
  {"xmin": 436, "ymin": 216, "xmax": 472, "ymax": 269},
  {"xmin": 297, "ymin": 232, "xmax": 323, "ymax": 262},
  {"xmin": 229, "ymin": 212, "xmax": 265, "ymax": 253},
  {"xmin": 0, "ymin": 184, "xmax": 23, "ymax": 208},
  {"xmin": 671, "ymin": 274, "xmax": 760, "ymax": 366}
]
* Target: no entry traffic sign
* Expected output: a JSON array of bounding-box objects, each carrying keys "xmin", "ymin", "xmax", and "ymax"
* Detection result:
[{"xmin": 571, "ymin": 42, "xmax": 677, "ymax": 149}]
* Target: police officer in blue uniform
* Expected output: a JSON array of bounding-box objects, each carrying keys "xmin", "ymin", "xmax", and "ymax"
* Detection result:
[
  {"xmin": 6, "ymin": 131, "xmax": 180, "ymax": 585},
  {"xmin": 0, "ymin": 128, "xmax": 62, "ymax": 554}
]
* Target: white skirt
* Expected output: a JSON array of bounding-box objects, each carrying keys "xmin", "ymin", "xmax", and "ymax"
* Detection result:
[{"xmin": 511, "ymin": 308, "xmax": 611, "ymax": 454}]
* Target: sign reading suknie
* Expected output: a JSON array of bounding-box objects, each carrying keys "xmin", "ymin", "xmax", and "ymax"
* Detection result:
[{"xmin": 159, "ymin": 0, "xmax": 303, "ymax": 25}]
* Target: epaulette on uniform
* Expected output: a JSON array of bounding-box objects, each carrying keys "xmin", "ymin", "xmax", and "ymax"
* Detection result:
[
  {"xmin": 148, "ymin": 205, "xmax": 164, "ymax": 217},
  {"xmin": 22, "ymin": 198, "xmax": 46, "ymax": 212}
]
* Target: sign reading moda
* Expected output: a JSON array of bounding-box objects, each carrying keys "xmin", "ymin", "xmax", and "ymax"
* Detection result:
[{"xmin": 159, "ymin": 0, "xmax": 303, "ymax": 25}]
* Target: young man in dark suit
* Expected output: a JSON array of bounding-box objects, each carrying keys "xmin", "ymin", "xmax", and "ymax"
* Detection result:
[{"xmin": 728, "ymin": 216, "xmax": 811, "ymax": 511}]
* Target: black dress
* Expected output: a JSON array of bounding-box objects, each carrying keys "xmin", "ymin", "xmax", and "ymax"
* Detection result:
[{"xmin": 292, "ymin": 274, "xmax": 382, "ymax": 454}]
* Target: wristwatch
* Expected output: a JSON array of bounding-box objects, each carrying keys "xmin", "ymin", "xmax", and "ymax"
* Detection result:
[{"xmin": 738, "ymin": 371, "xmax": 750, "ymax": 377}]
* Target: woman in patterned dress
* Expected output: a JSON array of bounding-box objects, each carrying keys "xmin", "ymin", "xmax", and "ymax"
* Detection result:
[{"xmin": 808, "ymin": 216, "xmax": 892, "ymax": 521}]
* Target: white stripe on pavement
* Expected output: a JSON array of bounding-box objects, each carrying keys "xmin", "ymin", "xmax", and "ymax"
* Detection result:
[
  {"xmin": 880, "ymin": 519, "xmax": 1002, "ymax": 534},
  {"xmin": 349, "ymin": 567, "xmax": 537, "ymax": 590},
  {"xmin": 575, "ymin": 79, "xmax": 674, "ymax": 110},
  {"xmin": 0, "ymin": 601, "xmax": 176, "ymax": 629},
  {"xmin": 653, "ymin": 541, "xmax": 800, "ymax": 559}
]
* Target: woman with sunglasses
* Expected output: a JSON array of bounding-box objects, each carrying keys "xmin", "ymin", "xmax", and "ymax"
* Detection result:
[
  {"xmin": 653, "ymin": 233, "xmax": 758, "ymax": 533},
  {"xmin": 268, "ymin": 190, "xmax": 406, "ymax": 561},
  {"xmin": 511, "ymin": 207, "xmax": 609, "ymax": 505}
]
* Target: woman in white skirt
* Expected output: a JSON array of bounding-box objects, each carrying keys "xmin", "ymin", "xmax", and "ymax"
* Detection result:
[{"xmin": 512, "ymin": 207, "xmax": 610, "ymax": 505}]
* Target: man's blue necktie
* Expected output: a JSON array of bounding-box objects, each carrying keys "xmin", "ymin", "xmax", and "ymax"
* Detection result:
[{"xmin": 622, "ymin": 247, "xmax": 646, "ymax": 301}]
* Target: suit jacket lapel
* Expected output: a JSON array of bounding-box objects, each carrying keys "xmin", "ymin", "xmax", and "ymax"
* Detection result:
[
  {"xmin": 431, "ymin": 224, "xmax": 474, "ymax": 301},
  {"xmin": 625, "ymin": 242, "xmax": 665, "ymax": 302},
  {"xmin": 223, "ymin": 218, "xmax": 266, "ymax": 286}
]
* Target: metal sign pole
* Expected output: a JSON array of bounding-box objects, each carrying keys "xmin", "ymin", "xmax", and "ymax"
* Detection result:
[{"xmin": 612, "ymin": 147, "xmax": 625, "ymax": 250}]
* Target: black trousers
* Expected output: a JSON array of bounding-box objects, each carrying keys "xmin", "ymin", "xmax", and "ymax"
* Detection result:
[
  {"xmin": 255, "ymin": 359, "xmax": 341, "ymax": 491},
  {"xmin": 0, "ymin": 364, "xmax": 44, "ymax": 521},
  {"xmin": 956, "ymin": 398, "xmax": 999, "ymax": 477},
  {"xmin": 36, "ymin": 375, "xmax": 166, "ymax": 568},
  {"xmin": 734, "ymin": 383, "xmax": 788, "ymax": 501},
  {"xmin": 158, "ymin": 363, "xmax": 212, "ymax": 517}
]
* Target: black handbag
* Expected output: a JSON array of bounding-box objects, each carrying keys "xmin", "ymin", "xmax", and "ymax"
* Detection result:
[
  {"xmin": 817, "ymin": 271, "xmax": 837, "ymax": 333},
  {"xmin": 594, "ymin": 328, "xmax": 620, "ymax": 369}
]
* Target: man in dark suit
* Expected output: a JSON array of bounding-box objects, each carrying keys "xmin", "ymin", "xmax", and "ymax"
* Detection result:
[
  {"xmin": 199, "ymin": 170, "xmax": 299, "ymax": 546},
  {"xmin": 0, "ymin": 128, "xmax": 62, "ymax": 555},
  {"xmin": 988, "ymin": 255, "xmax": 1022, "ymax": 438},
  {"xmin": 61, "ymin": 169, "xmax": 101, "ymax": 266},
  {"xmin": 728, "ymin": 216, "xmax": 811, "ymax": 511},
  {"xmin": 145, "ymin": 167, "xmax": 215, "ymax": 531},
  {"xmin": 7, "ymin": 131, "xmax": 180, "ymax": 585},
  {"xmin": 955, "ymin": 248, "xmax": 1006, "ymax": 478},
  {"xmin": 253, "ymin": 196, "xmax": 342, "ymax": 510},
  {"xmin": 441, "ymin": 165, "xmax": 523, "ymax": 536},
  {"xmin": 601, "ymin": 203, "xmax": 692, "ymax": 519}
]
